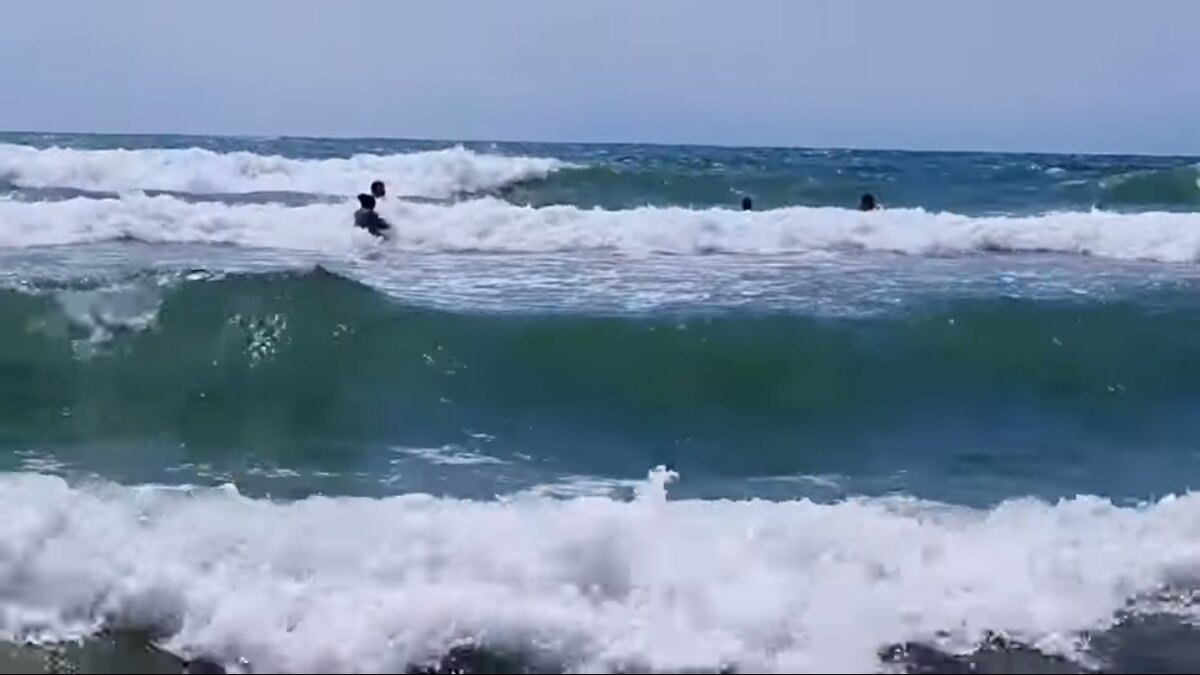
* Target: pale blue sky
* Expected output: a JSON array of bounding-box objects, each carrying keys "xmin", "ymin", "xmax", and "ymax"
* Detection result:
[{"xmin": 0, "ymin": 1, "xmax": 1194, "ymax": 154}]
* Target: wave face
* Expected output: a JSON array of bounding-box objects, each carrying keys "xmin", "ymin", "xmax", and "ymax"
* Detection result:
[
  {"xmin": 1099, "ymin": 165, "xmax": 1200, "ymax": 208},
  {"xmin": 5, "ymin": 268, "xmax": 1200, "ymax": 504}
]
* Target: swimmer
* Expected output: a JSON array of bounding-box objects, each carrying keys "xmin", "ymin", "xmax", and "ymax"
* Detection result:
[
  {"xmin": 859, "ymin": 193, "xmax": 880, "ymax": 211},
  {"xmin": 354, "ymin": 193, "xmax": 391, "ymax": 238},
  {"xmin": 370, "ymin": 180, "xmax": 386, "ymax": 200},
  {"xmin": 742, "ymin": 196, "xmax": 753, "ymax": 211}
]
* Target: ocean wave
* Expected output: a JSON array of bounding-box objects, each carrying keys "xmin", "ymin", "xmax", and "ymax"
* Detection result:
[
  {"xmin": 1099, "ymin": 165, "xmax": 1200, "ymax": 208},
  {"xmin": 5, "ymin": 268, "xmax": 1200, "ymax": 499},
  {"xmin": 3, "ymin": 194, "xmax": 1200, "ymax": 261},
  {"xmin": 496, "ymin": 163, "xmax": 861, "ymax": 210},
  {"xmin": 1, "ymin": 468, "xmax": 1198, "ymax": 672},
  {"xmin": 0, "ymin": 143, "xmax": 565, "ymax": 198}
]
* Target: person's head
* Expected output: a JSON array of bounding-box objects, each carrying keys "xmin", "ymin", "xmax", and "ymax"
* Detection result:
[
  {"xmin": 357, "ymin": 193, "xmax": 376, "ymax": 210},
  {"xmin": 370, "ymin": 180, "xmax": 386, "ymax": 199},
  {"xmin": 859, "ymin": 193, "xmax": 877, "ymax": 211},
  {"xmin": 741, "ymin": 196, "xmax": 753, "ymax": 211}
]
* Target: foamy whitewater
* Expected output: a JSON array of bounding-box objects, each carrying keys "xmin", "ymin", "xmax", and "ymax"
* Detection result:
[
  {"xmin": 7, "ymin": 469, "xmax": 1200, "ymax": 673},
  {"xmin": 0, "ymin": 142, "xmax": 565, "ymax": 197},
  {"xmin": 3, "ymin": 132, "xmax": 1200, "ymax": 673},
  {"xmin": 5, "ymin": 194, "xmax": 1200, "ymax": 260}
]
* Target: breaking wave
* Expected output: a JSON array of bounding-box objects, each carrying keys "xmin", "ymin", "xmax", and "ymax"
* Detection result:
[{"xmin": 2, "ymin": 195, "xmax": 1200, "ymax": 261}]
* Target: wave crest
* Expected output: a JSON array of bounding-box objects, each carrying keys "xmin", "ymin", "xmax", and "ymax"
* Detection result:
[
  {"xmin": 2, "ymin": 195, "xmax": 1200, "ymax": 261},
  {"xmin": 0, "ymin": 143, "xmax": 566, "ymax": 198},
  {"xmin": 1, "ymin": 470, "xmax": 1198, "ymax": 672}
]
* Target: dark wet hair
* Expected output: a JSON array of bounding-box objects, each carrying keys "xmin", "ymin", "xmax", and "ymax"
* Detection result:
[
  {"xmin": 859, "ymin": 193, "xmax": 877, "ymax": 211},
  {"xmin": 358, "ymin": 193, "xmax": 376, "ymax": 209},
  {"xmin": 370, "ymin": 180, "xmax": 386, "ymax": 197},
  {"xmin": 741, "ymin": 196, "xmax": 753, "ymax": 211}
]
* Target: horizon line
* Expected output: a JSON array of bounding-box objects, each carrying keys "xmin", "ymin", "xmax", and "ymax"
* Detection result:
[{"xmin": 1, "ymin": 127, "xmax": 1197, "ymax": 160}]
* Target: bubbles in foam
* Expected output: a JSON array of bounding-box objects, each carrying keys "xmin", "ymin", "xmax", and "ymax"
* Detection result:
[
  {"xmin": 27, "ymin": 284, "xmax": 165, "ymax": 358},
  {"xmin": 0, "ymin": 143, "xmax": 566, "ymax": 198},
  {"xmin": 3, "ymin": 469, "xmax": 1200, "ymax": 672},
  {"xmin": 3, "ymin": 194, "xmax": 1200, "ymax": 262}
]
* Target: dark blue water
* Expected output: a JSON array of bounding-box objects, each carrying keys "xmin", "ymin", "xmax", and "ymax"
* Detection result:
[{"xmin": 4, "ymin": 130, "xmax": 1199, "ymax": 212}]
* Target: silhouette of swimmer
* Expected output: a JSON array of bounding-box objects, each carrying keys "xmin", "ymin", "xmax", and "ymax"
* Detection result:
[
  {"xmin": 354, "ymin": 194, "xmax": 391, "ymax": 237},
  {"xmin": 859, "ymin": 193, "xmax": 879, "ymax": 211},
  {"xmin": 742, "ymin": 196, "xmax": 753, "ymax": 211},
  {"xmin": 371, "ymin": 180, "xmax": 386, "ymax": 200}
]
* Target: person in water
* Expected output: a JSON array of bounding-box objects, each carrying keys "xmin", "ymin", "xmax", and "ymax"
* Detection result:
[
  {"xmin": 859, "ymin": 193, "xmax": 880, "ymax": 211},
  {"xmin": 741, "ymin": 196, "xmax": 753, "ymax": 211},
  {"xmin": 370, "ymin": 180, "xmax": 386, "ymax": 200},
  {"xmin": 354, "ymin": 194, "xmax": 391, "ymax": 237}
]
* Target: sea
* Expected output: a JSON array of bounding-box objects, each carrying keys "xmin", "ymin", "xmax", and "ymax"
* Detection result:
[{"xmin": 3, "ymin": 132, "xmax": 1200, "ymax": 673}]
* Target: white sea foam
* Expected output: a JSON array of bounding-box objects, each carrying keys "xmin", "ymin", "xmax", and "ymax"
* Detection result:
[
  {"xmin": 3, "ymin": 194, "xmax": 1200, "ymax": 262},
  {"xmin": 2, "ymin": 468, "xmax": 1199, "ymax": 672},
  {"xmin": 0, "ymin": 144, "xmax": 564, "ymax": 197},
  {"xmin": 18, "ymin": 283, "xmax": 166, "ymax": 358},
  {"xmin": 54, "ymin": 284, "xmax": 163, "ymax": 343}
]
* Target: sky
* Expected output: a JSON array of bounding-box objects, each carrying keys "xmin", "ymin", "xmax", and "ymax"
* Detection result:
[{"xmin": 0, "ymin": 0, "xmax": 1195, "ymax": 154}]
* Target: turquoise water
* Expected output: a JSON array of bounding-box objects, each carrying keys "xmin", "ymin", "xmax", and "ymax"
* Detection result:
[{"xmin": 2, "ymin": 133, "xmax": 1200, "ymax": 673}]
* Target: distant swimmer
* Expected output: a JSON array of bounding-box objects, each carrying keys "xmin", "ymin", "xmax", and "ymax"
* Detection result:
[
  {"xmin": 859, "ymin": 193, "xmax": 880, "ymax": 211},
  {"xmin": 370, "ymin": 180, "xmax": 387, "ymax": 200},
  {"xmin": 742, "ymin": 196, "xmax": 753, "ymax": 211},
  {"xmin": 354, "ymin": 194, "xmax": 391, "ymax": 238}
]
